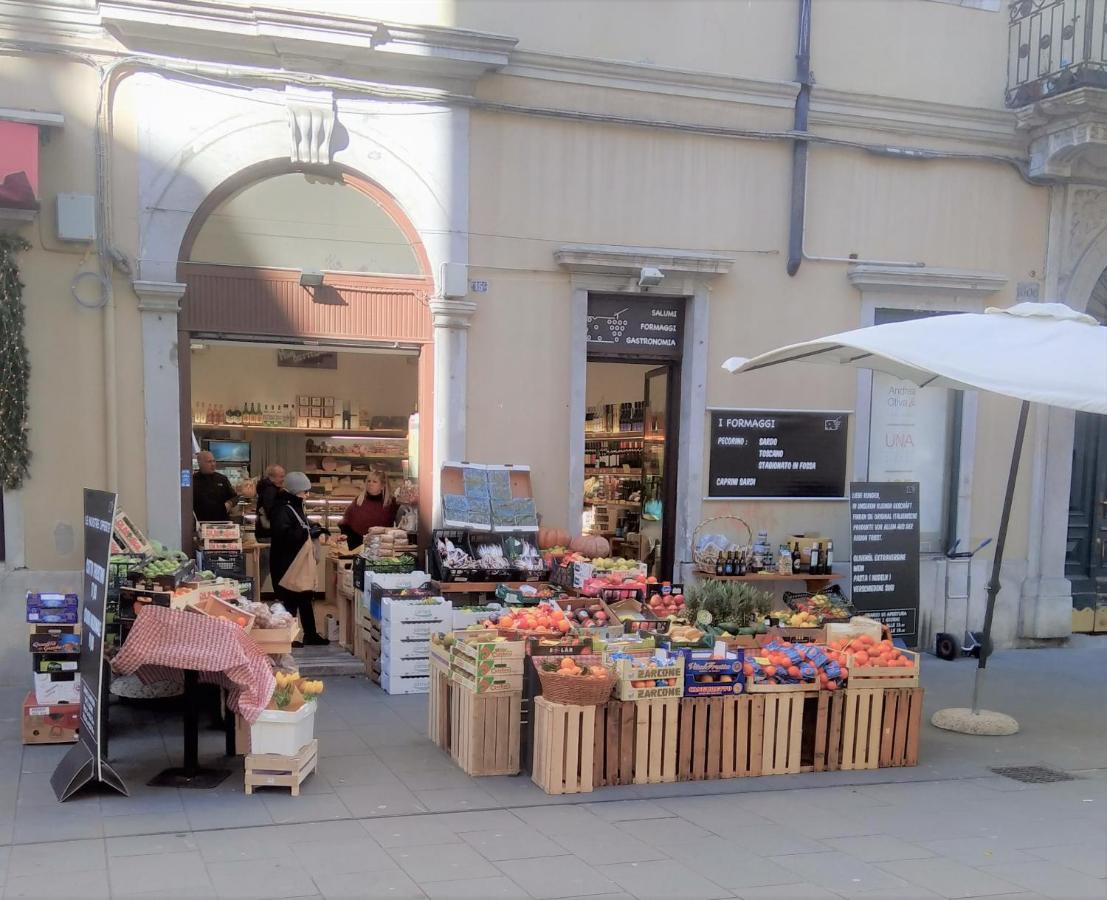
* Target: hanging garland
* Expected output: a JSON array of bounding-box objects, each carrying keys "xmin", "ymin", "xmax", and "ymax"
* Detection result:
[{"xmin": 0, "ymin": 234, "xmax": 31, "ymax": 489}]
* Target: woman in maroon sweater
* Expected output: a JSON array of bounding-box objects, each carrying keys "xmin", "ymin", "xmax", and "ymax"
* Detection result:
[{"xmin": 339, "ymin": 470, "xmax": 398, "ymax": 550}]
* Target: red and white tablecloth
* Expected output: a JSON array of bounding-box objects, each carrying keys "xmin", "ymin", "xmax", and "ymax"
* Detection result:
[{"xmin": 112, "ymin": 605, "xmax": 276, "ymax": 722}]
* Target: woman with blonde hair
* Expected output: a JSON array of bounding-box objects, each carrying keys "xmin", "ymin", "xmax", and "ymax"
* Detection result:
[{"xmin": 338, "ymin": 469, "xmax": 399, "ymax": 550}]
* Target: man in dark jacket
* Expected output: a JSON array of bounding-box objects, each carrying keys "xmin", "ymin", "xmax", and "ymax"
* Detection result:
[
  {"xmin": 269, "ymin": 471, "xmax": 328, "ymax": 646},
  {"xmin": 254, "ymin": 464, "xmax": 285, "ymax": 539}
]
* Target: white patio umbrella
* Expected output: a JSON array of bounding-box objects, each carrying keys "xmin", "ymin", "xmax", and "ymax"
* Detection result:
[{"xmin": 723, "ymin": 302, "xmax": 1107, "ymax": 734}]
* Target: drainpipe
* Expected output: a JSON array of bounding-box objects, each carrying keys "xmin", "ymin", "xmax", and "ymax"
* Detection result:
[{"xmin": 786, "ymin": 0, "xmax": 813, "ymax": 277}]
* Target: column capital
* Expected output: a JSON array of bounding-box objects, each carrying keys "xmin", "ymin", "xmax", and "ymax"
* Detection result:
[
  {"xmin": 134, "ymin": 280, "xmax": 186, "ymax": 314},
  {"xmin": 429, "ymin": 296, "xmax": 478, "ymax": 329}
]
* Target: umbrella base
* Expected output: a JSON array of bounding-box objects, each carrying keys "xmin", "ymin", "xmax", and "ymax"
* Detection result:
[{"xmin": 931, "ymin": 707, "xmax": 1019, "ymax": 736}]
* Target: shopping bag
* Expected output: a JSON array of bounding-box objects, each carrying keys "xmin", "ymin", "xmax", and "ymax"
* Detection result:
[{"xmin": 279, "ymin": 539, "xmax": 317, "ymax": 593}]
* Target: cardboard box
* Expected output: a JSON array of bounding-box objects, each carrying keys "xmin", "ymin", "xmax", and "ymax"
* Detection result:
[
  {"xmin": 677, "ymin": 647, "xmax": 745, "ymax": 697},
  {"xmin": 381, "ymin": 671, "xmax": 429, "ymax": 695},
  {"xmin": 34, "ymin": 655, "xmax": 79, "ymax": 674},
  {"xmin": 440, "ymin": 462, "xmax": 536, "ymax": 531},
  {"xmin": 22, "ymin": 692, "xmax": 78, "ymax": 744},
  {"xmin": 29, "ymin": 630, "xmax": 81, "ymax": 654},
  {"xmin": 381, "ymin": 594, "xmax": 450, "ymax": 626},
  {"xmin": 450, "ymin": 651, "xmax": 524, "ymax": 678},
  {"xmin": 451, "ymin": 630, "xmax": 526, "ymax": 663},
  {"xmin": 113, "ymin": 510, "xmax": 152, "ymax": 556},
  {"xmin": 383, "ymin": 618, "xmax": 449, "ymax": 642},
  {"xmin": 608, "ymin": 649, "xmax": 684, "ymax": 701},
  {"xmin": 450, "ymin": 665, "xmax": 523, "ymax": 694},
  {"xmin": 380, "ymin": 649, "xmax": 432, "ymax": 678},
  {"xmin": 26, "ymin": 593, "xmax": 79, "ymax": 624},
  {"xmin": 34, "ymin": 672, "xmax": 81, "ymax": 705},
  {"xmin": 554, "ymin": 597, "xmax": 623, "ymax": 640},
  {"xmin": 187, "ymin": 595, "xmax": 255, "ymax": 630}
]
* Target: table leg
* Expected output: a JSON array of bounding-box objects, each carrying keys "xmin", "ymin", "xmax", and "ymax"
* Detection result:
[{"xmin": 148, "ymin": 670, "xmax": 231, "ymax": 789}]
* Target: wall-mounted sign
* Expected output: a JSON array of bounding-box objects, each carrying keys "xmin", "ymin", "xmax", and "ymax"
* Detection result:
[
  {"xmin": 586, "ymin": 294, "xmax": 684, "ymax": 359},
  {"xmin": 849, "ymin": 481, "xmax": 920, "ymax": 647},
  {"xmin": 707, "ymin": 409, "xmax": 849, "ymax": 499}
]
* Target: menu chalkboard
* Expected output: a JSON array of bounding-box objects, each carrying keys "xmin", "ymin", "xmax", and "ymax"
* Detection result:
[
  {"xmin": 587, "ymin": 295, "xmax": 684, "ymax": 358},
  {"xmin": 849, "ymin": 482, "xmax": 920, "ymax": 647},
  {"xmin": 707, "ymin": 409, "xmax": 849, "ymax": 499}
]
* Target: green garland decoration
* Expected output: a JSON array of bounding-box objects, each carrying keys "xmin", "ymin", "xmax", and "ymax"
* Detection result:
[{"xmin": 0, "ymin": 234, "xmax": 31, "ymax": 489}]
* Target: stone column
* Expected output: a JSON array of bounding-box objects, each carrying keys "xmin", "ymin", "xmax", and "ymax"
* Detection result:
[
  {"xmin": 428, "ymin": 297, "xmax": 477, "ymax": 524},
  {"xmin": 135, "ymin": 281, "xmax": 186, "ymax": 550}
]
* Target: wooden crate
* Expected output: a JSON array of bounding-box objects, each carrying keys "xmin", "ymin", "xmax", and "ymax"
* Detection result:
[
  {"xmin": 531, "ymin": 697, "xmax": 595, "ymax": 795},
  {"xmin": 676, "ymin": 696, "xmax": 762, "ymax": 781},
  {"xmin": 839, "ymin": 688, "xmax": 884, "ymax": 770},
  {"xmin": 244, "ymin": 739, "xmax": 318, "ymax": 796},
  {"xmin": 592, "ymin": 699, "xmax": 635, "ymax": 787},
  {"xmin": 802, "ymin": 691, "xmax": 845, "ymax": 773},
  {"xmin": 878, "ymin": 687, "xmax": 924, "ymax": 768},
  {"xmin": 450, "ymin": 683, "xmax": 521, "ymax": 776},
  {"xmin": 760, "ymin": 693, "xmax": 806, "ymax": 775},
  {"xmin": 845, "ymin": 649, "xmax": 921, "ymax": 689},
  {"xmin": 632, "ymin": 697, "xmax": 679, "ymax": 784},
  {"xmin": 428, "ymin": 659, "xmax": 452, "ymax": 752}
]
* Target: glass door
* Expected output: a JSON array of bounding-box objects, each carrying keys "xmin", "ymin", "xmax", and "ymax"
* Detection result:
[{"xmin": 642, "ymin": 365, "xmax": 679, "ymax": 579}]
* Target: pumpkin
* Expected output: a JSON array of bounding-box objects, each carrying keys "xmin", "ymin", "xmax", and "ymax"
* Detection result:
[
  {"xmin": 538, "ymin": 527, "xmax": 571, "ymax": 550},
  {"xmin": 570, "ymin": 534, "xmax": 610, "ymax": 557}
]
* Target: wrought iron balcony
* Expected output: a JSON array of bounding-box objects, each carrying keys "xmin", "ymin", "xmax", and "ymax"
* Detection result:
[{"xmin": 1007, "ymin": 0, "xmax": 1107, "ymax": 107}]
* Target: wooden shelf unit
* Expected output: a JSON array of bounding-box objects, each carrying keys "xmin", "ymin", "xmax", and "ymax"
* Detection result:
[
  {"xmin": 585, "ymin": 468, "xmax": 642, "ymax": 477},
  {"xmin": 584, "ymin": 432, "xmax": 644, "ymax": 441},
  {"xmin": 584, "ymin": 499, "xmax": 639, "ymax": 508},
  {"xmin": 704, "ymin": 573, "xmax": 842, "ymax": 585},
  {"xmin": 193, "ymin": 424, "xmax": 406, "ymax": 439}
]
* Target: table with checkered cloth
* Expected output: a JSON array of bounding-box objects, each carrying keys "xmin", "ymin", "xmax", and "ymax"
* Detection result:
[{"xmin": 112, "ymin": 605, "xmax": 275, "ymax": 722}]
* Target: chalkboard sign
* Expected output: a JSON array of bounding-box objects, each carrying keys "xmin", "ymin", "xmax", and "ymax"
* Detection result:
[
  {"xmin": 52, "ymin": 489, "xmax": 128, "ymax": 801},
  {"xmin": 849, "ymin": 482, "xmax": 920, "ymax": 647},
  {"xmin": 587, "ymin": 295, "xmax": 684, "ymax": 358},
  {"xmin": 707, "ymin": 409, "xmax": 849, "ymax": 499}
]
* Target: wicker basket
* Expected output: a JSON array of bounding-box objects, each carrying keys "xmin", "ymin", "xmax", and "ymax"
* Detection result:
[
  {"xmin": 691, "ymin": 515, "xmax": 753, "ymax": 575},
  {"xmin": 538, "ymin": 664, "xmax": 616, "ymax": 705}
]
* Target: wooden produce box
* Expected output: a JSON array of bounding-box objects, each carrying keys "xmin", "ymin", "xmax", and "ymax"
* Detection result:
[
  {"xmin": 248, "ymin": 622, "xmax": 301, "ymax": 656},
  {"xmin": 844, "ymin": 649, "xmax": 921, "ymax": 689},
  {"xmin": 450, "ymin": 664, "xmax": 524, "ymax": 695},
  {"xmin": 609, "ymin": 650, "xmax": 684, "ymax": 701},
  {"xmin": 531, "ymin": 697, "xmax": 596, "ymax": 795},
  {"xmin": 675, "ymin": 696, "xmax": 763, "ymax": 781},
  {"xmin": 451, "ymin": 631, "xmax": 526, "ymax": 664},
  {"xmin": 449, "ymin": 682, "xmax": 521, "ymax": 776},
  {"xmin": 244, "ymin": 739, "xmax": 318, "ymax": 796},
  {"xmin": 759, "ymin": 692, "xmax": 807, "ymax": 775},
  {"xmin": 428, "ymin": 658, "xmax": 452, "ymax": 751},
  {"xmin": 188, "ymin": 595, "xmax": 255, "ymax": 630},
  {"xmin": 839, "ymin": 686, "xmax": 923, "ymax": 771},
  {"xmin": 589, "ymin": 697, "xmax": 679, "ymax": 788}
]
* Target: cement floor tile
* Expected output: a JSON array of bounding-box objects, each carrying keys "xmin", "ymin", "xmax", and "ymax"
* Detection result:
[
  {"xmin": 359, "ymin": 817, "xmax": 464, "ymax": 849},
  {"xmin": 3, "ymin": 869, "xmax": 111, "ymax": 899},
  {"xmin": 338, "ymin": 784, "xmax": 428, "ymax": 818},
  {"xmin": 421, "ymin": 875, "xmax": 532, "ymax": 899},
  {"xmin": 460, "ymin": 825, "xmax": 580, "ymax": 861},
  {"xmin": 976, "ymin": 861, "xmax": 1107, "ymax": 899},
  {"xmin": 876, "ymin": 858, "xmax": 1022, "ymax": 899},
  {"xmin": 394, "ymin": 767, "xmax": 486, "ymax": 791},
  {"xmin": 702, "ymin": 823, "xmax": 829, "ymax": 857},
  {"xmin": 182, "ymin": 797, "xmax": 276, "ymax": 831},
  {"xmin": 731, "ymin": 885, "xmax": 839, "ymax": 900},
  {"xmin": 581, "ymin": 800, "xmax": 676, "ymax": 822},
  {"xmin": 597, "ymin": 859, "xmax": 734, "ymax": 900},
  {"xmin": 494, "ymin": 855, "xmax": 619, "ymax": 900},
  {"xmin": 296, "ymin": 837, "xmax": 397, "ymax": 877},
  {"xmin": 551, "ymin": 826, "xmax": 668, "ymax": 865},
  {"xmin": 413, "ymin": 787, "xmax": 499, "ymax": 813},
  {"xmin": 388, "ymin": 842, "xmax": 501, "ymax": 884},
  {"xmin": 1027, "ymin": 843, "xmax": 1107, "ymax": 879},
  {"xmin": 193, "ymin": 825, "xmax": 293, "ymax": 863},
  {"xmin": 11, "ymin": 808, "xmax": 104, "ymax": 844},
  {"xmin": 105, "ymin": 831, "xmax": 200, "ymax": 857},
  {"xmin": 311, "ymin": 864, "xmax": 427, "ymax": 899},
  {"xmin": 262, "ymin": 792, "xmax": 352, "ymax": 824},
  {"xmin": 318, "ymin": 754, "xmax": 397, "ymax": 788},
  {"xmin": 96, "ymin": 789, "xmax": 185, "ymax": 818},
  {"xmin": 770, "ymin": 851, "xmax": 913, "ymax": 895},
  {"xmin": 6, "ymin": 837, "xmax": 106, "ymax": 877},
  {"xmin": 414, "ymin": 810, "xmax": 528, "ymax": 833},
  {"xmin": 916, "ymin": 837, "xmax": 1031, "ymax": 868},
  {"xmin": 664, "ymin": 838, "xmax": 804, "ymax": 890},
  {"xmin": 615, "ymin": 816, "xmax": 714, "ymax": 846},
  {"xmin": 101, "ymin": 810, "xmax": 193, "ymax": 837},
  {"xmin": 206, "ymin": 857, "xmax": 319, "ymax": 899},
  {"xmin": 822, "ymin": 835, "xmax": 935, "ymax": 863},
  {"xmin": 511, "ymin": 804, "xmax": 609, "ymax": 836},
  {"xmin": 108, "ymin": 849, "xmax": 215, "ymax": 897}
]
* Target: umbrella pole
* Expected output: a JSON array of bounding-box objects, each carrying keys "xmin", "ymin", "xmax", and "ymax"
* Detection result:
[{"xmin": 971, "ymin": 399, "xmax": 1031, "ymax": 715}]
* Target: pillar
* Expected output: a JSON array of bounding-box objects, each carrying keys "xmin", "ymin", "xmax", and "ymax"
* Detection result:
[
  {"xmin": 428, "ymin": 297, "xmax": 477, "ymax": 524},
  {"xmin": 135, "ymin": 281, "xmax": 186, "ymax": 550}
]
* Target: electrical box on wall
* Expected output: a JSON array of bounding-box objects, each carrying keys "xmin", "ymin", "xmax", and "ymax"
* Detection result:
[
  {"xmin": 56, "ymin": 193, "xmax": 96, "ymax": 242},
  {"xmin": 440, "ymin": 262, "xmax": 469, "ymax": 298}
]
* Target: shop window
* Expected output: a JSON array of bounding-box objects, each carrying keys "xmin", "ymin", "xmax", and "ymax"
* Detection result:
[{"xmin": 866, "ymin": 307, "xmax": 962, "ymax": 553}]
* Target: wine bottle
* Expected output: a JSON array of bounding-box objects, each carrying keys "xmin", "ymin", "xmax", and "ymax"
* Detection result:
[
  {"xmin": 823, "ymin": 540, "xmax": 834, "ymax": 575},
  {"xmin": 791, "ymin": 541, "xmax": 802, "ymax": 575},
  {"xmin": 808, "ymin": 542, "xmax": 821, "ymax": 576}
]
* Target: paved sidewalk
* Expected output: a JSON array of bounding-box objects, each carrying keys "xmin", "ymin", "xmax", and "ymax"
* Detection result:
[{"xmin": 1, "ymin": 619, "xmax": 1104, "ymax": 898}]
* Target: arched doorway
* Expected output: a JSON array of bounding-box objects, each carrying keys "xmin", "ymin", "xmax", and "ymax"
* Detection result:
[
  {"xmin": 1067, "ymin": 272, "xmax": 1107, "ymax": 632},
  {"xmin": 176, "ymin": 161, "xmax": 434, "ymax": 554}
]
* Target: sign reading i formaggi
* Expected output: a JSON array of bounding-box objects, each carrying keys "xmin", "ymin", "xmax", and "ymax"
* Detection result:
[
  {"xmin": 707, "ymin": 409, "xmax": 849, "ymax": 499},
  {"xmin": 849, "ymin": 482, "xmax": 920, "ymax": 647},
  {"xmin": 586, "ymin": 294, "xmax": 684, "ymax": 359}
]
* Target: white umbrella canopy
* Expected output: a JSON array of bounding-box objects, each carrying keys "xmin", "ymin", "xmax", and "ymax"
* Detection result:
[
  {"xmin": 722, "ymin": 301, "xmax": 1107, "ymax": 731},
  {"xmin": 723, "ymin": 303, "xmax": 1107, "ymax": 415}
]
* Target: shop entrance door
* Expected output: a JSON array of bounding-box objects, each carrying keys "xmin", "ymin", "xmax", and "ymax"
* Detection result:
[
  {"xmin": 1067, "ymin": 412, "xmax": 1107, "ymax": 632},
  {"xmin": 642, "ymin": 365, "xmax": 680, "ymax": 580}
]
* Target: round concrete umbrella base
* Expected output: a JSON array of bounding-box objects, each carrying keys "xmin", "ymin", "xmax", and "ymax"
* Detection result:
[{"xmin": 931, "ymin": 707, "xmax": 1019, "ymax": 736}]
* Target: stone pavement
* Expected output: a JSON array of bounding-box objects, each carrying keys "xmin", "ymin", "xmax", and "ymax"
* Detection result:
[{"xmin": 1, "ymin": 613, "xmax": 1104, "ymax": 898}]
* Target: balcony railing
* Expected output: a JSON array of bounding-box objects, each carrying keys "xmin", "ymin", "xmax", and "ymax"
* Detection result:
[{"xmin": 1006, "ymin": 0, "xmax": 1107, "ymax": 107}]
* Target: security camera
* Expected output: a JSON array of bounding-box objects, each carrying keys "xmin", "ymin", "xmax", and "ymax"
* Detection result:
[{"xmin": 638, "ymin": 266, "xmax": 664, "ymax": 288}]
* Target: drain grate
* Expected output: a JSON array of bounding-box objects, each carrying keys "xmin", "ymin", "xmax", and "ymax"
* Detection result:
[{"xmin": 990, "ymin": 765, "xmax": 1075, "ymax": 784}]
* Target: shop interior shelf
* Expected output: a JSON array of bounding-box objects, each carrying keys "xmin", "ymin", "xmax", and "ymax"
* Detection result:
[
  {"xmin": 705, "ymin": 573, "xmax": 842, "ymax": 583},
  {"xmin": 584, "ymin": 432, "xmax": 645, "ymax": 441},
  {"xmin": 584, "ymin": 499, "xmax": 639, "ymax": 508},
  {"xmin": 585, "ymin": 468, "xmax": 642, "ymax": 476},
  {"xmin": 303, "ymin": 452, "xmax": 407, "ymax": 459},
  {"xmin": 193, "ymin": 424, "xmax": 406, "ymax": 438}
]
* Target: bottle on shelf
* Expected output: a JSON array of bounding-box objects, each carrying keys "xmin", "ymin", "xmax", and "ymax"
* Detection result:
[
  {"xmin": 723, "ymin": 550, "xmax": 735, "ymax": 576},
  {"xmin": 736, "ymin": 551, "xmax": 747, "ymax": 576},
  {"xmin": 715, "ymin": 552, "xmax": 725, "ymax": 576},
  {"xmin": 777, "ymin": 544, "xmax": 792, "ymax": 576},
  {"xmin": 808, "ymin": 541, "xmax": 821, "ymax": 576},
  {"xmin": 791, "ymin": 541, "xmax": 802, "ymax": 575},
  {"xmin": 823, "ymin": 540, "xmax": 834, "ymax": 575}
]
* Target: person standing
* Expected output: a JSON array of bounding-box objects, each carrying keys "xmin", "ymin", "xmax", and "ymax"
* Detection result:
[
  {"xmin": 254, "ymin": 464, "xmax": 285, "ymax": 539},
  {"xmin": 269, "ymin": 471, "xmax": 328, "ymax": 646},
  {"xmin": 338, "ymin": 469, "xmax": 398, "ymax": 550},
  {"xmin": 193, "ymin": 450, "xmax": 237, "ymax": 522}
]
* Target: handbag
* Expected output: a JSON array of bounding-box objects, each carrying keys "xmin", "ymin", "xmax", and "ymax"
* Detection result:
[{"xmin": 278, "ymin": 507, "xmax": 318, "ymax": 593}]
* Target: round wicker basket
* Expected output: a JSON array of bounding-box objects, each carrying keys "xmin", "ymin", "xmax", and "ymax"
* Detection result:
[
  {"xmin": 691, "ymin": 515, "xmax": 753, "ymax": 575},
  {"xmin": 538, "ymin": 669, "xmax": 616, "ymax": 705}
]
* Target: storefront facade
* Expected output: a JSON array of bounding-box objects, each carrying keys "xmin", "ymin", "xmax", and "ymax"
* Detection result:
[{"xmin": 0, "ymin": 0, "xmax": 1101, "ymax": 655}]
